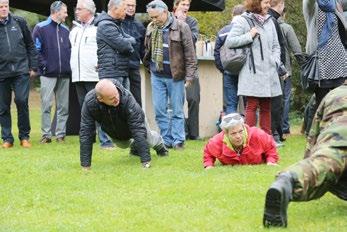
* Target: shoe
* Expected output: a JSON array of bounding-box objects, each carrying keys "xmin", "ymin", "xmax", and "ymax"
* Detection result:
[
  {"xmin": 56, "ymin": 137, "xmax": 65, "ymax": 143},
  {"xmin": 263, "ymin": 172, "xmax": 293, "ymax": 228},
  {"xmin": 153, "ymin": 143, "xmax": 169, "ymax": 157},
  {"xmin": 173, "ymin": 143, "xmax": 184, "ymax": 150},
  {"xmin": 2, "ymin": 142, "xmax": 13, "ymax": 148},
  {"xmin": 20, "ymin": 139, "xmax": 32, "ymax": 148},
  {"xmin": 40, "ymin": 137, "xmax": 52, "ymax": 144},
  {"xmin": 164, "ymin": 144, "xmax": 173, "ymax": 149}
]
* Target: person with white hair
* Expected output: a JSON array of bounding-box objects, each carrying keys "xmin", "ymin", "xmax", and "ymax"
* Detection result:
[
  {"xmin": 94, "ymin": 0, "xmax": 136, "ymax": 89},
  {"xmin": 70, "ymin": 0, "xmax": 115, "ymax": 150},
  {"xmin": 203, "ymin": 113, "xmax": 279, "ymax": 169}
]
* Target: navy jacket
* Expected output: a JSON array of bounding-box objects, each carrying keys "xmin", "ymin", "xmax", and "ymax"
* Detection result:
[
  {"xmin": 122, "ymin": 14, "xmax": 146, "ymax": 70},
  {"xmin": 0, "ymin": 14, "xmax": 38, "ymax": 79},
  {"xmin": 214, "ymin": 23, "xmax": 232, "ymax": 73},
  {"xmin": 32, "ymin": 17, "xmax": 71, "ymax": 78},
  {"xmin": 95, "ymin": 12, "xmax": 134, "ymax": 79},
  {"xmin": 80, "ymin": 79, "xmax": 150, "ymax": 167}
]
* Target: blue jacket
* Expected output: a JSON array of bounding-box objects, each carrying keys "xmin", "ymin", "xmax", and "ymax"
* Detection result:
[
  {"xmin": 122, "ymin": 14, "xmax": 146, "ymax": 70},
  {"xmin": 32, "ymin": 17, "xmax": 71, "ymax": 78},
  {"xmin": 213, "ymin": 23, "xmax": 232, "ymax": 73}
]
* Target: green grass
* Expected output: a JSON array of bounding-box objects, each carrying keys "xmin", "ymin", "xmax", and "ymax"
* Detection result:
[{"xmin": 0, "ymin": 104, "xmax": 346, "ymax": 231}]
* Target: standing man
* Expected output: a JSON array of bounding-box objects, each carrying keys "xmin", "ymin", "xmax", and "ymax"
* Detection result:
[
  {"xmin": 32, "ymin": 1, "xmax": 71, "ymax": 144},
  {"xmin": 80, "ymin": 79, "xmax": 168, "ymax": 170},
  {"xmin": 263, "ymin": 79, "xmax": 347, "ymax": 228},
  {"xmin": 94, "ymin": 0, "xmax": 135, "ymax": 89},
  {"xmin": 173, "ymin": 0, "xmax": 200, "ymax": 140},
  {"xmin": 278, "ymin": 8, "xmax": 302, "ymax": 138},
  {"xmin": 0, "ymin": 0, "xmax": 38, "ymax": 148},
  {"xmin": 143, "ymin": 0, "xmax": 197, "ymax": 150},
  {"xmin": 122, "ymin": 0, "xmax": 146, "ymax": 106},
  {"xmin": 70, "ymin": 0, "xmax": 114, "ymax": 149},
  {"xmin": 269, "ymin": 0, "xmax": 287, "ymax": 147}
]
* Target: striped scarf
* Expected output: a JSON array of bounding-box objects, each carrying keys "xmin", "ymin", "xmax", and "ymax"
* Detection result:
[{"xmin": 150, "ymin": 14, "xmax": 173, "ymax": 72}]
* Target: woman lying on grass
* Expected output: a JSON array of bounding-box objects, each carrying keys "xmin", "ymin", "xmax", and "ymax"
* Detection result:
[{"xmin": 203, "ymin": 113, "xmax": 279, "ymax": 169}]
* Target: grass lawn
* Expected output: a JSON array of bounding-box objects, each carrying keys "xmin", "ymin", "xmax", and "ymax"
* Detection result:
[{"xmin": 0, "ymin": 91, "xmax": 346, "ymax": 231}]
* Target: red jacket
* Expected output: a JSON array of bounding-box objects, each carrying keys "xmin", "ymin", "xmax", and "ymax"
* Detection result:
[{"xmin": 203, "ymin": 125, "xmax": 279, "ymax": 167}]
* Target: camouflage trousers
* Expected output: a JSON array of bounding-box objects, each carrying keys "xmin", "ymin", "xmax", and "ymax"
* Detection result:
[{"xmin": 283, "ymin": 146, "xmax": 347, "ymax": 201}]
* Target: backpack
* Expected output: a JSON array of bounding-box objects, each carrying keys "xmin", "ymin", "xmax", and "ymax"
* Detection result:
[{"xmin": 220, "ymin": 16, "xmax": 255, "ymax": 74}]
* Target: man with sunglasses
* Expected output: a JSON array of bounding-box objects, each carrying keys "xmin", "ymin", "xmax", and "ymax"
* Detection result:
[
  {"xmin": 203, "ymin": 113, "xmax": 279, "ymax": 169},
  {"xmin": 80, "ymin": 79, "xmax": 169, "ymax": 169},
  {"xmin": 143, "ymin": 0, "xmax": 197, "ymax": 150}
]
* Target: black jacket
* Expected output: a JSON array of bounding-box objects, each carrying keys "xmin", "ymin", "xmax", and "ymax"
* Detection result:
[
  {"xmin": 95, "ymin": 12, "xmax": 134, "ymax": 79},
  {"xmin": 0, "ymin": 14, "xmax": 38, "ymax": 79},
  {"xmin": 122, "ymin": 14, "xmax": 146, "ymax": 70},
  {"xmin": 268, "ymin": 9, "xmax": 286, "ymax": 65},
  {"xmin": 80, "ymin": 79, "xmax": 150, "ymax": 167}
]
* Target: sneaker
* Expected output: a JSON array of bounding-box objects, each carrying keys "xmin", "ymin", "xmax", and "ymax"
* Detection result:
[
  {"xmin": 263, "ymin": 172, "xmax": 293, "ymax": 228},
  {"xmin": 2, "ymin": 141, "xmax": 13, "ymax": 148},
  {"xmin": 153, "ymin": 143, "xmax": 169, "ymax": 157},
  {"xmin": 173, "ymin": 143, "xmax": 184, "ymax": 150},
  {"xmin": 275, "ymin": 142, "xmax": 284, "ymax": 148},
  {"xmin": 40, "ymin": 137, "xmax": 52, "ymax": 144},
  {"xmin": 56, "ymin": 137, "xmax": 65, "ymax": 143},
  {"xmin": 20, "ymin": 139, "xmax": 32, "ymax": 148}
]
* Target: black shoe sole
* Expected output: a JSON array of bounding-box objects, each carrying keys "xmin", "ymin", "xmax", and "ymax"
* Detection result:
[{"xmin": 263, "ymin": 188, "xmax": 287, "ymax": 228}]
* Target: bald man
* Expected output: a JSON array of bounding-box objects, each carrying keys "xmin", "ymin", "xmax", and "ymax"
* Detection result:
[{"xmin": 79, "ymin": 79, "xmax": 168, "ymax": 169}]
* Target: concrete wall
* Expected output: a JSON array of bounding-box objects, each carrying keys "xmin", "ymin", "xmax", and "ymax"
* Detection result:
[{"xmin": 140, "ymin": 58, "xmax": 223, "ymax": 138}]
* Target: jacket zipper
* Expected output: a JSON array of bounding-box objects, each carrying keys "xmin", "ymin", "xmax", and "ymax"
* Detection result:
[
  {"xmin": 108, "ymin": 108, "xmax": 116, "ymax": 132},
  {"xmin": 56, "ymin": 25, "xmax": 62, "ymax": 76},
  {"xmin": 5, "ymin": 27, "xmax": 14, "ymax": 71},
  {"xmin": 77, "ymin": 27, "xmax": 86, "ymax": 82}
]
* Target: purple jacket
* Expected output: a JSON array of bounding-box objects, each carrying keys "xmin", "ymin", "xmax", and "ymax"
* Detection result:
[{"xmin": 32, "ymin": 17, "xmax": 71, "ymax": 78}]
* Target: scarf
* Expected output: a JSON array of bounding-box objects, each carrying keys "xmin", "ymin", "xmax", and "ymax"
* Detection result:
[
  {"xmin": 254, "ymin": 14, "xmax": 266, "ymax": 25},
  {"xmin": 317, "ymin": 0, "xmax": 336, "ymax": 48},
  {"xmin": 150, "ymin": 14, "xmax": 173, "ymax": 72}
]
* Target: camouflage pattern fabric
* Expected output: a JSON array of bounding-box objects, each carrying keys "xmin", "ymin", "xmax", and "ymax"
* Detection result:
[{"xmin": 283, "ymin": 82, "xmax": 347, "ymax": 201}]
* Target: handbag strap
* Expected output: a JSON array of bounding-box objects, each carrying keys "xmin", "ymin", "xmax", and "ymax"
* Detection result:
[{"xmin": 241, "ymin": 15, "xmax": 258, "ymax": 74}]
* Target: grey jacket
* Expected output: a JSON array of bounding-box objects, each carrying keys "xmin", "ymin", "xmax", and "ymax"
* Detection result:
[
  {"xmin": 225, "ymin": 13, "xmax": 282, "ymax": 98},
  {"xmin": 278, "ymin": 18, "xmax": 302, "ymax": 76}
]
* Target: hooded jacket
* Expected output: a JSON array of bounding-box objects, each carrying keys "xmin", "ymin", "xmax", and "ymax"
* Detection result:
[
  {"xmin": 94, "ymin": 12, "xmax": 134, "ymax": 79},
  {"xmin": 79, "ymin": 79, "xmax": 150, "ymax": 167},
  {"xmin": 203, "ymin": 125, "xmax": 278, "ymax": 168}
]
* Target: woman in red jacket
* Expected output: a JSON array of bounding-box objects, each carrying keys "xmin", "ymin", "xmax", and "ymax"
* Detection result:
[{"xmin": 203, "ymin": 113, "xmax": 279, "ymax": 169}]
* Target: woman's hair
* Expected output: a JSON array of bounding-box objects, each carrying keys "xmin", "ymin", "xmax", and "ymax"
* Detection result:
[{"xmin": 243, "ymin": 0, "xmax": 263, "ymax": 14}]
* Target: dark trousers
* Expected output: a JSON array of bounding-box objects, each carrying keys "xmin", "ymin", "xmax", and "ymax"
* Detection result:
[
  {"xmin": 271, "ymin": 95, "xmax": 284, "ymax": 141},
  {"xmin": 0, "ymin": 74, "xmax": 30, "ymax": 143},
  {"xmin": 185, "ymin": 78, "xmax": 200, "ymax": 138},
  {"xmin": 129, "ymin": 68, "xmax": 142, "ymax": 107},
  {"xmin": 75, "ymin": 82, "xmax": 98, "ymax": 108}
]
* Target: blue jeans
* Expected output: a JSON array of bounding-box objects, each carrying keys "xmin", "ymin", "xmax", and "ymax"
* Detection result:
[
  {"xmin": 223, "ymin": 72, "xmax": 239, "ymax": 114},
  {"xmin": 0, "ymin": 74, "xmax": 30, "ymax": 143},
  {"xmin": 282, "ymin": 77, "xmax": 292, "ymax": 134},
  {"xmin": 151, "ymin": 73, "xmax": 185, "ymax": 147}
]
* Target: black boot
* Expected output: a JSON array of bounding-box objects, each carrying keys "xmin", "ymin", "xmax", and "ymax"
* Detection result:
[
  {"xmin": 263, "ymin": 172, "xmax": 293, "ymax": 228},
  {"xmin": 153, "ymin": 143, "xmax": 169, "ymax": 157}
]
